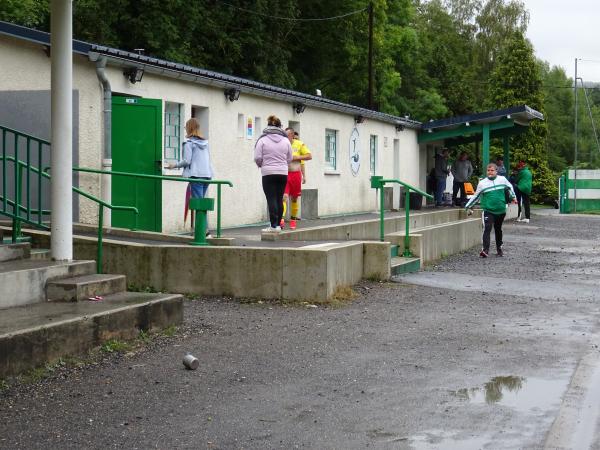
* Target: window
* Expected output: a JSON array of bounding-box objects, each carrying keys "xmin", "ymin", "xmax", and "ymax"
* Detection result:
[
  {"xmin": 237, "ymin": 113, "xmax": 245, "ymax": 138},
  {"xmin": 255, "ymin": 117, "xmax": 262, "ymax": 136},
  {"xmin": 164, "ymin": 102, "xmax": 181, "ymax": 160},
  {"xmin": 370, "ymin": 135, "xmax": 378, "ymax": 175},
  {"xmin": 325, "ymin": 129, "xmax": 337, "ymax": 170}
]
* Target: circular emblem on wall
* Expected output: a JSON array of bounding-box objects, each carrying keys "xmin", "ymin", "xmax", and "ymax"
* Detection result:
[{"xmin": 349, "ymin": 127, "xmax": 360, "ymax": 176}]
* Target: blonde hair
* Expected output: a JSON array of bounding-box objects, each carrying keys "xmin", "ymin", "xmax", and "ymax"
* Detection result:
[
  {"xmin": 267, "ymin": 115, "xmax": 282, "ymax": 128},
  {"xmin": 185, "ymin": 118, "xmax": 204, "ymax": 139}
]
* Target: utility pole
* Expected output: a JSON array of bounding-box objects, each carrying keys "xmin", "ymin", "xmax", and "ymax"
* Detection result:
[
  {"xmin": 368, "ymin": 2, "xmax": 374, "ymax": 110},
  {"xmin": 574, "ymin": 58, "xmax": 578, "ymax": 212}
]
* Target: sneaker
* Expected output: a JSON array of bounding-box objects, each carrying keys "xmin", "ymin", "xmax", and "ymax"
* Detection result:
[
  {"xmin": 479, "ymin": 249, "xmax": 489, "ymax": 258},
  {"xmin": 262, "ymin": 226, "xmax": 276, "ymax": 233},
  {"xmin": 522, "ymin": 218, "xmax": 529, "ymax": 223},
  {"xmin": 289, "ymin": 219, "xmax": 297, "ymax": 230},
  {"xmin": 516, "ymin": 217, "xmax": 522, "ymax": 222},
  {"xmin": 205, "ymin": 232, "xmax": 212, "ymax": 239},
  {"xmin": 275, "ymin": 226, "xmax": 282, "ymax": 232},
  {"xmin": 280, "ymin": 218, "xmax": 285, "ymax": 229},
  {"xmin": 497, "ymin": 248, "xmax": 503, "ymax": 257}
]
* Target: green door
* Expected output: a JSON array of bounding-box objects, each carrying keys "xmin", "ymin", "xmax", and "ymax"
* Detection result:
[{"xmin": 111, "ymin": 97, "xmax": 162, "ymax": 231}]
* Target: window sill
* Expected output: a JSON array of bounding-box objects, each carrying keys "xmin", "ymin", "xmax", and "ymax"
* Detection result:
[{"xmin": 324, "ymin": 169, "xmax": 341, "ymax": 176}]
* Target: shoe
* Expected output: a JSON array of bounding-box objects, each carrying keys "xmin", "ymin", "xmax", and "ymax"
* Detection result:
[
  {"xmin": 280, "ymin": 218, "xmax": 285, "ymax": 229},
  {"xmin": 522, "ymin": 218, "xmax": 529, "ymax": 223},
  {"xmin": 205, "ymin": 232, "xmax": 212, "ymax": 239},
  {"xmin": 262, "ymin": 226, "xmax": 277, "ymax": 233},
  {"xmin": 289, "ymin": 219, "xmax": 297, "ymax": 230},
  {"xmin": 516, "ymin": 217, "xmax": 522, "ymax": 222},
  {"xmin": 479, "ymin": 249, "xmax": 489, "ymax": 258},
  {"xmin": 275, "ymin": 226, "xmax": 282, "ymax": 232},
  {"xmin": 497, "ymin": 248, "xmax": 503, "ymax": 257}
]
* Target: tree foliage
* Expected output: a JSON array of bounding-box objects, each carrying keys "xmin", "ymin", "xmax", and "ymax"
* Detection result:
[{"xmin": 488, "ymin": 32, "xmax": 556, "ymax": 202}]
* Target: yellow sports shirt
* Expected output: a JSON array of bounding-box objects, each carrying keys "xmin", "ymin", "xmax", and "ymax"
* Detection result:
[{"xmin": 289, "ymin": 139, "xmax": 311, "ymax": 172}]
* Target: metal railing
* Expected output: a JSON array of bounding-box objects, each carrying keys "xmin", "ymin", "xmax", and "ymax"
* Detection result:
[
  {"xmin": 73, "ymin": 167, "xmax": 233, "ymax": 238},
  {"xmin": 1, "ymin": 155, "xmax": 139, "ymax": 273},
  {"xmin": 370, "ymin": 176, "xmax": 434, "ymax": 257}
]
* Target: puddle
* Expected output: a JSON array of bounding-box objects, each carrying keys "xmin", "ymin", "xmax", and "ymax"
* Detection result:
[
  {"xmin": 454, "ymin": 375, "xmax": 569, "ymax": 414},
  {"xmin": 411, "ymin": 429, "xmax": 491, "ymax": 450},
  {"xmin": 411, "ymin": 376, "xmax": 570, "ymax": 448}
]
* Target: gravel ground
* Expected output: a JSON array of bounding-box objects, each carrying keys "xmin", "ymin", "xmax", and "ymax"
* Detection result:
[{"xmin": 1, "ymin": 211, "xmax": 600, "ymax": 449}]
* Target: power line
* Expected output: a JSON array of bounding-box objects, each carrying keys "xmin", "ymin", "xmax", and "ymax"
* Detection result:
[{"xmin": 215, "ymin": 1, "xmax": 367, "ymax": 22}]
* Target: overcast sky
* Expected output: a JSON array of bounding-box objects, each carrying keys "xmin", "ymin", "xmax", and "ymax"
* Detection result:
[{"xmin": 522, "ymin": 0, "xmax": 600, "ymax": 82}]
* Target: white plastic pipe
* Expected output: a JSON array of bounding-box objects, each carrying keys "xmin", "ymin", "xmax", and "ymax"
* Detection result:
[{"xmin": 50, "ymin": 0, "xmax": 73, "ymax": 261}]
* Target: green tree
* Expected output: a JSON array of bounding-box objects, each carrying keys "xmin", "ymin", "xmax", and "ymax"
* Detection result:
[
  {"xmin": 488, "ymin": 32, "xmax": 556, "ymax": 203},
  {"xmin": 0, "ymin": 0, "xmax": 49, "ymax": 28},
  {"xmin": 540, "ymin": 63, "xmax": 574, "ymax": 171}
]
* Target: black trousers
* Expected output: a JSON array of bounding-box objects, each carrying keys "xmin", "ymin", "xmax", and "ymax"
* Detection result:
[
  {"xmin": 482, "ymin": 211, "xmax": 505, "ymax": 252},
  {"xmin": 262, "ymin": 174, "xmax": 287, "ymax": 227},
  {"xmin": 452, "ymin": 180, "xmax": 467, "ymax": 206}
]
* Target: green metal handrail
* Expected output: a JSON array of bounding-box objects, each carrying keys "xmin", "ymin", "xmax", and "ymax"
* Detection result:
[
  {"xmin": 1, "ymin": 155, "xmax": 139, "ymax": 274},
  {"xmin": 73, "ymin": 166, "xmax": 233, "ymax": 238},
  {"xmin": 370, "ymin": 176, "xmax": 434, "ymax": 257}
]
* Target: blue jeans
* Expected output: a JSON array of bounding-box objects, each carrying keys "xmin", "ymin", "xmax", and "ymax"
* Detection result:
[
  {"xmin": 190, "ymin": 178, "xmax": 210, "ymax": 198},
  {"xmin": 435, "ymin": 177, "xmax": 446, "ymax": 205}
]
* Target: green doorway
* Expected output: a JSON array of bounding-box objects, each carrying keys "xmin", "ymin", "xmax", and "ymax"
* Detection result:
[{"xmin": 111, "ymin": 96, "xmax": 162, "ymax": 231}]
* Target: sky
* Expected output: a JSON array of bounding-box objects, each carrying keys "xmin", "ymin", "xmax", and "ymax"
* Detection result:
[{"xmin": 522, "ymin": 0, "xmax": 600, "ymax": 82}]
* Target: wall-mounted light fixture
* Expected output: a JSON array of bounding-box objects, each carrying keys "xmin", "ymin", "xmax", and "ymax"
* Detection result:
[
  {"xmin": 224, "ymin": 87, "xmax": 241, "ymax": 102},
  {"xmin": 354, "ymin": 115, "xmax": 365, "ymax": 124},
  {"xmin": 293, "ymin": 103, "xmax": 306, "ymax": 114},
  {"xmin": 395, "ymin": 124, "xmax": 404, "ymax": 132},
  {"xmin": 123, "ymin": 67, "xmax": 144, "ymax": 84}
]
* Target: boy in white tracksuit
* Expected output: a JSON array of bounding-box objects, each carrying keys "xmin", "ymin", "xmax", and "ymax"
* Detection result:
[{"xmin": 465, "ymin": 163, "xmax": 516, "ymax": 257}]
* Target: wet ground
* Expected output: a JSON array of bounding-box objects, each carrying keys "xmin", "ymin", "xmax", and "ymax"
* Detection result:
[{"xmin": 2, "ymin": 210, "xmax": 600, "ymax": 449}]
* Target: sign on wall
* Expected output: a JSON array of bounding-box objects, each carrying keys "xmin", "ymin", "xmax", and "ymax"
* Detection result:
[{"xmin": 349, "ymin": 127, "xmax": 360, "ymax": 176}]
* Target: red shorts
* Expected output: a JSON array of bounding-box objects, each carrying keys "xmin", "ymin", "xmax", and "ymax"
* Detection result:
[{"xmin": 284, "ymin": 171, "xmax": 302, "ymax": 197}]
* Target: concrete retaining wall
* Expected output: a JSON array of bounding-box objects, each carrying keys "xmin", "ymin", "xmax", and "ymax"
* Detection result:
[
  {"xmin": 72, "ymin": 239, "xmax": 368, "ymax": 301},
  {"xmin": 275, "ymin": 209, "xmax": 463, "ymax": 242},
  {"xmin": 386, "ymin": 217, "xmax": 483, "ymax": 263}
]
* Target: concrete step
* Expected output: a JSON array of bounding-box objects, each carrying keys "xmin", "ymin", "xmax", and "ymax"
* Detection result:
[
  {"xmin": 46, "ymin": 274, "xmax": 127, "ymax": 302},
  {"xmin": 391, "ymin": 256, "xmax": 421, "ymax": 275},
  {"xmin": 0, "ymin": 242, "xmax": 30, "ymax": 262},
  {"xmin": 30, "ymin": 248, "xmax": 50, "ymax": 260},
  {"xmin": 0, "ymin": 291, "xmax": 184, "ymax": 377},
  {"xmin": 0, "ymin": 260, "xmax": 97, "ymax": 309}
]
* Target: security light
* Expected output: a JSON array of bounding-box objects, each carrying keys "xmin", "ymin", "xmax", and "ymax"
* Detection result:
[
  {"xmin": 293, "ymin": 103, "xmax": 306, "ymax": 114},
  {"xmin": 123, "ymin": 67, "xmax": 144, "ymax": 84},
  {"xmin": 224, "ymin": 88, "xmax": 241, "ymax": 102}
]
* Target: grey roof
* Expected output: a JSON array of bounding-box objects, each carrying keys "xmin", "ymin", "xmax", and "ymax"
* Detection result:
[
  {"xmin": 422, "ymin": 105, "xmax": 544, "ymax": 132},
  {"xmin": 0, "ymin": 20, "xmax": 420, "ymax": 129}
]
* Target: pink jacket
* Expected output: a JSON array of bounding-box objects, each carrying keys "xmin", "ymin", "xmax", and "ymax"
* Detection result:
[{"xmin": 254, "ymin": 131, "xmax": 292, "ymax": 176}]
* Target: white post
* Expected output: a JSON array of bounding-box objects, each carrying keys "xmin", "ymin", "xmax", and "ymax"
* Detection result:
[{"xmin": 50, "ymin": 0, "xmax": 73, "ymax": 261}]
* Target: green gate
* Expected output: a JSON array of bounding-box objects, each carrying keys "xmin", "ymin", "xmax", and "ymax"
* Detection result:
[{"xmin": 112, "ymin": 97, "xmax": 162, "ymax": 231}]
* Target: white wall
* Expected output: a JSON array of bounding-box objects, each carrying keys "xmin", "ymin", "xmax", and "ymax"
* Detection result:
[{"xmin": 1, "ymin": 35, "xmax": 423, "ymax": 233}]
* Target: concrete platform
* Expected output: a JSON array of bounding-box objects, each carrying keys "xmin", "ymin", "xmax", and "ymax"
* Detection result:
[
  {"xmin": 1, "ymin": 206, "xmax": 505, "ymax": 302},
  {"xmin": 0, "ymin": 291, "xmax": 183, "ymax": 377}
]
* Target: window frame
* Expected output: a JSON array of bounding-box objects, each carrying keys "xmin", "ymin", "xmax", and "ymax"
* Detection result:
[
  {"xmin": 325, "ymin": 128, "xmax": 338, "ymax": 171},
  {"xmin": 369, "ymin": 134, "xmax": 378, "ymax": 175},
  {"xmin": 164, "ymin": 102, "xmax": 182, "ymax": 161}
]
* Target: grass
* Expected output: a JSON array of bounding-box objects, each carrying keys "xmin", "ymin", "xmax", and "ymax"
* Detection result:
[{"xmin": 100, "ymin": 339, "xmax": 132, "ymax": 354}]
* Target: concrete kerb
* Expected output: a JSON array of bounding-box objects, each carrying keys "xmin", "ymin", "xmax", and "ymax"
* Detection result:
[
  {"xmin": 0, "ymin": 293, "xmax": 183, "ymax": 377},
  {"xmin": 386, "ymin": 217, "xmax": 483, "ymax": 263},
  {"xmin": 266, "ymin": 209, "xmax": 463, "ymax": 242}
]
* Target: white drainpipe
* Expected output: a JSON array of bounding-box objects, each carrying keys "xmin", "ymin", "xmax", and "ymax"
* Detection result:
[
  {"xmin": 92, "ymin": 54, "xmax": 112, "ymax": 225},
  {"xmin": 50, "ymin": 0, "xmax": 73, "ymax": 261}
]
